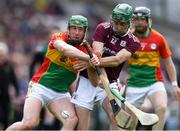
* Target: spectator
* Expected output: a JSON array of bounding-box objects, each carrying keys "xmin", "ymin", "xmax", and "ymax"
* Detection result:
[{"xmin": 0, "ymin": 42, "xmax": 19, "ymax": 129}]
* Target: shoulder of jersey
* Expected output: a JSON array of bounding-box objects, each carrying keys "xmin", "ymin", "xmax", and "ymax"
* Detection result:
[
  {"xmin": 128, "ymin": 31, "xmax": 140, "ymax": 43},
  {"xmin": 98, "ymin": 22, "xmax": 111, "ymax": 29}
]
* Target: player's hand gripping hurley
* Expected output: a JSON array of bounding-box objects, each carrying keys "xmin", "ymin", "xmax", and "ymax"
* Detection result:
[{"xmin": 82, "ymin": 42, "xmax": 159, "ymax": 127}]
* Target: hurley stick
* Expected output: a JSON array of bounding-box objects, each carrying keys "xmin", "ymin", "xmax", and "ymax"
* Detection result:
[
  {"xmin": 82, "ymin": 42, "xmax": 132, "ymax": 128},
  {"xmin": 82, "ymin": 42, "xmax": 159, "ymax": 126},
  {"xmin": 111, "ymin": 88, "xmax": 159, "ymax": 126}
]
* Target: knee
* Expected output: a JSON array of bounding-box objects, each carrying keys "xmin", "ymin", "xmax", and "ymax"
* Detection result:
[
  {"xmin": 21, "ymin": 119, "xmax": 39, "ymax": 129},
  {"xmin": 63, "ymin": 115, "xmax": 78, "ymax": 127}
]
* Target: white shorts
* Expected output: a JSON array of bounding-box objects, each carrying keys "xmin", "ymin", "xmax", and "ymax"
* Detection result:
[
  {"xmin": 26, "ymin": 81, "xmax": 71, "ymax": 106},
  {"xmin": 71, "ymin": 76, "xmax": 107, "ymax": 110},
  {"xmin": 126, "ymin": 82, "xmax": 166, "ymax": 108}
]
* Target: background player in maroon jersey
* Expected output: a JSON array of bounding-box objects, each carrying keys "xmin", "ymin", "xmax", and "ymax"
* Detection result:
[{"xmin": 6, "ymin": 15, "xmax": 99, "ymax": 130}]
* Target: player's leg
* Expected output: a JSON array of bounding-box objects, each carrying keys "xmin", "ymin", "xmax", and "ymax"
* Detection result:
[
  {"xmin": 101, "ymin": 83, "xmax": 134, "ymax": 130},
  {"xmin": 147, "ymin": 82, "xmax": 167, "ymax": 130},
  {"xmin": 71, "ymin": 76, "xmax": 97, "ymax": 130},
  {"xmin": 6, "ymin": 82, "xmax": 44, "ymax": 130},
  {"xmin": 125, "ymin": 86, "xmax": 149, "ymax": 129},
  {"xmin": 6, "ymin": 97, "xmax": 42, "ymax": 130},
  {"xmin": 48, "ymin": 97, "xmax": 78, "ymax": 130},
  {"xmin": 42, "ymin": 107, "xmax": 56, "ymax": 129},
  {"xmin": 93, "ymin": 85, "xmax": 116, "ymax": 129},
  {"xmin": 101, "ymin": 96, "xmax": 121, "ymax": 129},
  {"xmin": 75, "ymin": 105, "xmax": 91, "ymax": 129},
  {"xmin": 70, "ymin": 76, "xmax": 91, "ymax": 129}
]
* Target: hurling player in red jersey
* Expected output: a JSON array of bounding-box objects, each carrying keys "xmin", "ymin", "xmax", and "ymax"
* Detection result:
[
  {"xmin": 72, "ymin": 3, "xmax": 140, "ymax": 130},
  {"xmin": 125, "ymin": 7, "xmax": 180, "ymax": 130},
  {"xmin": 6, "ymin": 15, "xmax": 99, "ymax": 130}
]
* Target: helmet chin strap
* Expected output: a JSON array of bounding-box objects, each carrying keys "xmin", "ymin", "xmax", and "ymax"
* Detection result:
[
  {"xmin": 67, "ymin": 27, "xmax": 87, "ymax": 46},
  {"xmin": 114, "ymin": 30, "xmax": 126, "ymax": 36},
  {"xmin": 67, "ymin": 36, "xmax": 84, "ymax": 46},
  {"xmin": 113, "ymin": 27, "xmax": 130, "ymax": 37},
  {"xmin": 111, "ymin": 21, "xmax": 130, "ymax": 37}
]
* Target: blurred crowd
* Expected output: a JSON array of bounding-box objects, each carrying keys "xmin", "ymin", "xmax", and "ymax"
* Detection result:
[{"xmin": 0, "ymin": 0, "xmax": 179, "ymax": 130}]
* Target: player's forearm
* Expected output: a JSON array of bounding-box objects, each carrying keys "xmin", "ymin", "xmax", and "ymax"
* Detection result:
[
  {"xmin": 99, "ymin": 56, "xmax": 121, "ymax": 67},
  {"xmin": 87, "ymin": 67, "xmax": 100, "ymax": 87},
  {"xmin": 64, "ymin": 49, "xmax": 90, "ymax": 61},
  {"xmin": 166, "ymin": 64, "xmax": 177, "ymax": 82},
  {"xmin": 99, "ymin": 49, "xmax": 131, "ymax": 67},
  {"xmin": 164, "ymin": 57, "xmax": 178, "ymax": 85},
  {"xmin": 164, "ymin": 58, "xmax": 180, "ymax": 101},
  {"xmin": 54, "ymin": 40, "xmax": 90, "ymax": 61}
]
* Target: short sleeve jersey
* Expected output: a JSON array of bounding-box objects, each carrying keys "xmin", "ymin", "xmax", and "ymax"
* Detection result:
[
  {"xmin": 128, "ymin": 29, "xmax": 172, "ymax": 87},
  {"xmin": 32, "ymin": 32, "xmax": 87, "ymax": 92},
  {"xmin": 93, "ymin": 22, "xmax": 140, "ymax": 83}
]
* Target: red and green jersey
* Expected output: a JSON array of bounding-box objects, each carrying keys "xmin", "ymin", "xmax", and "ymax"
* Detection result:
[
  {"xmin": 128, "ymin": 29, "xmax": 171, "ymax": 87},
  {"xmin": 31, "ymin": 32, "xmax": 87, "ymax": 92}
]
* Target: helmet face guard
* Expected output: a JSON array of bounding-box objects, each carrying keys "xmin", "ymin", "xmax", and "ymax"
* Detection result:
[
  {"xmin": 67, "ymin": 15, "xmax": 88, "ymax": 45},
  {"xmin": 111, "ymin": 20, "xmax": 130, "ymax": 36}
]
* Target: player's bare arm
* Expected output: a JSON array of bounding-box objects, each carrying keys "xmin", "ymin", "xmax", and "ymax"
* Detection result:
[
  {"xmin": 162, "ymin": 57, "xmax": 180, "ymax": 100},
  {"xmin": 92, "ymin": 40, "xmax": 132, "ymax": 67},
  {"xmin": 73, "ymin": 60, "xmax": 101, "ymax": 87},
  {"xmin": 87, "ymin": 67, "xmax": 101, "ymax": 87},
  {"xmin": 99, "ymin": 49, "xmax": 131, "ymax": 67},
  {"xmin": 92, "ymin": 41, "xmax": 104, "ymax": 57},
  {"xmin": 54, "ymin": 40, "xmax": 90, "ymax": 61}
]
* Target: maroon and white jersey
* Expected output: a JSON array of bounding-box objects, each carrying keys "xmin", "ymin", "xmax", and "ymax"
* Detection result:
[{"xmin": 93, "ymin": 22, "xmax": 140, "ymax": 83}]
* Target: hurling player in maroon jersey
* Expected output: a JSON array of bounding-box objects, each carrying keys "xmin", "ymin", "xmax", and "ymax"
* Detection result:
[
  {"xmin": 72, "ymin": 3, "xmax": 140, "ymax": 130},
  {"xmin": 92, "ymin": 3, "xmax": 140, "ymax": 129},
  {"xmin": 92, "ymin": 4, "xmax": 140, "ymax": 83}
]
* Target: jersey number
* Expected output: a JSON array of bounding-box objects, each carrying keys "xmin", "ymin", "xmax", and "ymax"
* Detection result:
[{"xmin": 110, "ymin": 38, "xmax": 117, "ymax": 45}]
